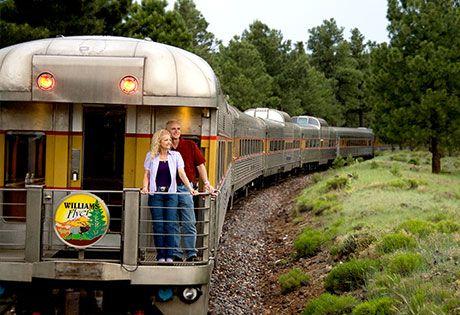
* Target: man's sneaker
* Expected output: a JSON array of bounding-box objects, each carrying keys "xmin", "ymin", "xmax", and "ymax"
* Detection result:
[{"xmin": 185, "ymin": 256, "xmax": 199, "ymax": 262}]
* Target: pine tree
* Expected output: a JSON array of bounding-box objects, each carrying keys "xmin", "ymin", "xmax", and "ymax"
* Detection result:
[
  {"xmin": 371, "ymin": 0, "xmax": 460, "ymax": 173},
  {"xmin": 86, "ymin": 200, "xmax": 107, "ymax": 239}
]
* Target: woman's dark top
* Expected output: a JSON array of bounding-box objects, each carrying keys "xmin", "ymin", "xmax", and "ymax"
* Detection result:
[{"xmin": 156, "ymin": 161, "xmax": 171, "ymax": 189}]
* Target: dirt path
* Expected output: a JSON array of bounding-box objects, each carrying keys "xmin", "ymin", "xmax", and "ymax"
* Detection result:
[{"xmin": 209, "ymin": 174, "xmax": 331, "ymax": 314}]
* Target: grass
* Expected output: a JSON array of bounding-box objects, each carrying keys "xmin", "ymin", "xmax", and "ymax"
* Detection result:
[
  {"xmin": 278, "ymin": 268, "xmax": 310, "ymax": 294},
  {"xmin": 295, "ymin": 150, "xmax": 460, "ymax": 314}
]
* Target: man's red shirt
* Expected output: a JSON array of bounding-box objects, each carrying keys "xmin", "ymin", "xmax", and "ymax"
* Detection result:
[{"xmin": 172, "ymin": 139, "xmax": 206, "ymax": 184}]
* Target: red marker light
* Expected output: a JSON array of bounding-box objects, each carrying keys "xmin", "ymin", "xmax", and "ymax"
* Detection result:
[
  {"xmin": 37, "ymin": 72, "xmax": 55, "ymax": 91},
  {"xmin": 119, "ymin": 76, "xmax": 138, "ymax": 94}
]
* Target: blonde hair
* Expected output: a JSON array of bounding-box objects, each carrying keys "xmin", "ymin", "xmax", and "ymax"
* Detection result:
[{"xmin": 150, "ymin": 129, "xmax": 171, "ymax": 157}]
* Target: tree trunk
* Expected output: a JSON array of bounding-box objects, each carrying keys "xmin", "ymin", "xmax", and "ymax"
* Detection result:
[{"xmin": 431, "ymin": 136, "xmax": 441, "ymax": 174}]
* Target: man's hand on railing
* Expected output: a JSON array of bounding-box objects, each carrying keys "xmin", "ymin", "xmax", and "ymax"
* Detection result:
[{"xmin": 140, "ymin": 187, "xmax": 149, "ymax": 194}]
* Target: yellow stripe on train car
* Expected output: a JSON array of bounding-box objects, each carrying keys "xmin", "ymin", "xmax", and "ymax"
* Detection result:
[
  {"xmin": 205, "ymin": 137, "xmax": 218, "ymax": 188},
  {"xmin": 45, "ymin": 134, "xmax": 69, "ymax": 188}
]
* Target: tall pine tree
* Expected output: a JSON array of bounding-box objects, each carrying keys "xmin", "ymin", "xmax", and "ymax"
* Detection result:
[{"xmin": 371, "ymin": 0, "xmax": 460, "ymax": 173}]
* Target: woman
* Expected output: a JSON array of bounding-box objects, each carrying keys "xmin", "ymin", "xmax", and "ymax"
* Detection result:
[{"xmin": 141, "ymin": 129, "xmax": 198, "ymax": 263}]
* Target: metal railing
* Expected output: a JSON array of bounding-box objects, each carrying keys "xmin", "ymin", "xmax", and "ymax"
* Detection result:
[
  {"xmin": 0, "ymin": 188, "xmax": 27, "ymax": 261},
  {"xmin": 138, "ymin": 192, "xmax": 211, "ymax": 265},
  {"xmin": 0, "ymin": 187, "xmax": 214, "ymax": 266}
]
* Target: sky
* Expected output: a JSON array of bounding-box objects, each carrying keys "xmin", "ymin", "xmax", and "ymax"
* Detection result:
[{"xmin": 168, "ymin": 0, "xmax": 389, "ymax": 45}]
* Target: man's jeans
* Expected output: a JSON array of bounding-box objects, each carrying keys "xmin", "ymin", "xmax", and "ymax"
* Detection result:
[
  {"xmin": 173, "ymin": 184, "xmax": 198, "ymax": 259},
  {"xmin": 148, "ymin": 193, "xmax": 179, "ymax": 260}
]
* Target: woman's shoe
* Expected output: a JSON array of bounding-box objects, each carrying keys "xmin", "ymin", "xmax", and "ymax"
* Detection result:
[
  {"xmin": 166, "ymin": 258, "xmax": 174, "ymax": 263},
  {"xmin": 158, "ymin": 258, "xmax": 166, "ymax": 263}
]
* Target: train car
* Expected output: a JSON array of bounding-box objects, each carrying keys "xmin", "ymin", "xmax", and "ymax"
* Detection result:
[
  {"xmin": 299, "ymin": 125, "xmax": 321, "ymax": 170},
  {"xmin": 231, "ymin": 108, "xmax": 266, "ymax": 193},
  {"xmin": 332, "ymin": 127, "xmax": 374, "ymax": 159},
  {"xmin": 0, "ymin": 36, "xmax": 224, "ymax": 314},
  {"xmin": 244, "ymin": 108, "xmax": 301, "ymax": 176},
  {"xmin": 293, "ymin": 115, "xmax": 336, "ymax": 164},
  {"xmin": 292, "ymin": 115, "xmax": 374, "ymax": 161}
]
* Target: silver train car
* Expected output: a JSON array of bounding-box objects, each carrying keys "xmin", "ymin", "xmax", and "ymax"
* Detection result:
[{"xmin": 0, "ymin": 36, "xmax": 374, "ymax": 314}]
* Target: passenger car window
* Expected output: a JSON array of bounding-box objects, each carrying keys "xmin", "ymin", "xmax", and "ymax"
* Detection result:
[{"xmin": 5, "ymin": 133, "xmax": 46, "ymax": 187}]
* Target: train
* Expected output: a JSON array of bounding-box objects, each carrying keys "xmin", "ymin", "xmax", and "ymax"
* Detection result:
[{"xmin": 0, "ymin": 36, "xmax": 374, "ymax": 314}]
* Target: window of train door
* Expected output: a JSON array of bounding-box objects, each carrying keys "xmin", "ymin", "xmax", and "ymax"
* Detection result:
[
  {"xmin": 3, "ymin": 132, "xmax": 46, "ymax": 222},
  {"xmin": 82, "ymin": 107, "xmax": 125, "ymax": 190}
]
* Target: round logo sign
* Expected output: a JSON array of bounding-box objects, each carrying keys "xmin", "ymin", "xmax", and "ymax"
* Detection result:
[{"xmin": 54, "ymin": 193, "xmax": 110, "ymax": 249}]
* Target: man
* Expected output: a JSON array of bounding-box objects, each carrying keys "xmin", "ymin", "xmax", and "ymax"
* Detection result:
[{"xmin": 166, "ymin": 120, "xmax": 215, "ymax": 262}]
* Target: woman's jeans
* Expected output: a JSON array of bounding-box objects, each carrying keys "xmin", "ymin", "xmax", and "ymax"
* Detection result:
[
  {"xmin": 173, "ymin": 184, "xmax": 198, "ymax": 259},
  {"xmin": 148, "ymin": 193, "xmax": 178, "ymax": 260}
]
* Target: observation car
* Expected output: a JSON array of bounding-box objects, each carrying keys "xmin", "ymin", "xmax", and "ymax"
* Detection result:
[{"xmin": 0, "ymin": 36, "xmax": 373, "ymax": 314}]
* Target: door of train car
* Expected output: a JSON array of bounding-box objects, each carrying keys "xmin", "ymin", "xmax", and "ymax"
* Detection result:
[
  {"xmin": 82, "ymin": 106, "xmax": 126, "ymax": 232},
  {"xmin": 82, "ymin": 106, "xmax": 125, "ymax": 190}
]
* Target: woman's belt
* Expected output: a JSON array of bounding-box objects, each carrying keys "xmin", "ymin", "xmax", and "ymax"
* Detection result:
[{"xmin": 157, "ymin": 186, "xmax": 169, "ymax": 192}]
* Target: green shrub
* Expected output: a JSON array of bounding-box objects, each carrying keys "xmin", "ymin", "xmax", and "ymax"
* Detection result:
[
  {"xmin": 356, "ymin": 157, "xmax": 364, "ymax": 163},
  {"xmin": 405, "ymin": 179, "xmax": 418, "ymax": 189},
  {"xmin": 370, "ymin": 161, "xmax": 379, "ymax": 169},
  {"xmin": 387, "ymin": 178, "xmax": 424, "ymax": 190},
  {"xmin": 376, "ymin": 233, "xmax": 417, "ymax": 254},
  {"xmin": 390, "ymin": 154, "xmax": 407, "ymax": 162},
  {"xmin": 333, "ymin": 156, "xmax": 346, "ymax": 169},
  {"xmin": 325, "ymin": 258, "xmax": 379, "ymax": 293},
  {"xmin": 298, "ymin": 196, "xmax": 340, "ymax": 215},
  {"xmin": 292, "ymin": 216, "xmax": 304, "ymax": 224},
  {"xmin": 346, "ymin": 154, "xmax": 355, "ymax": 166},
  {"xmin": 278, "ymin": 268, "xmax": 310, "ymax": 294},
  {"xmin": 335, "ymin": 232, "xmax": 376, "ymax": 259},
  {"xmin": 325, "ymin": 175, "xmax": 349, "ymax": 191},
  {"xmin": 352, "ymin": 297, "xmax": 395, "ymax": 315},
  {"xmin": 405, "ymin": 178, "xmax": 424, "ymax": 189},
  {"xmin": 323, "ymin": 192, "xmax": 339, "ymax": 201},
  {"xmin": 427, "ymin": 213, "xmax": 449, "ymax": 222},
  {"xmin": 443, "ymin": 297, "xmax": 460, "ymax": 314},
  {"xmin": 303, "ymin": 293, "xmax": 358, "ymax": 315},
  {"xmin": 398, "ymin": 220, "xmax": 436, "ymax": 237},
  {"xmin": 407, "ymin": 157, "xmax": 420, "ymax": 165},
  {"xmin": 387, "ymin": 179, "xmax": 407, "ymax": 189},
  {"xmin": 435, "ymin": 220, "xmax": 460, "ymax": 233},
  {"xmin": 311, "ymin": 199, "xmax": 336, "ymax": 215},
  {"xmin": 311, "ymin": 173, "xmax": 323, "ymax": 184},
  {"xmin": 294, "ymin": 228, "xmax": 326, "ymax": 258},
  {"xmin": 297, "ymin": 202, "xmax": 313, "ymax": 213},
  {"xmin": 389, "ymin": 164, "xmax": 401, "ymax": 177},
  {"xmin": 386, "ymin": 252, "xmax": 424, "ymax": 275}
]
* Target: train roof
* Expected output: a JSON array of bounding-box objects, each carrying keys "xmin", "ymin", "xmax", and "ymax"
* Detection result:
[
  {"xmin": 332, "ymin": 126, "xmax": 374, "ymax": 137},
  {"xmin": 0, "ymin": 36, "xmax": 219, "ymax": 107},
  {"xmin": 292, "ymin": 115, "xmax": 329, "ymax": 129},
  {"xmin": 244, "ymin": 108, "xmax": 291, "ymax": 123}
]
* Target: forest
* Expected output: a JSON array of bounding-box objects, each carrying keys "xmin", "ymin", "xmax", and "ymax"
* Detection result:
[{"xmin": 0, "ymin": 0, "xmax": 458, "ymax": 173}]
